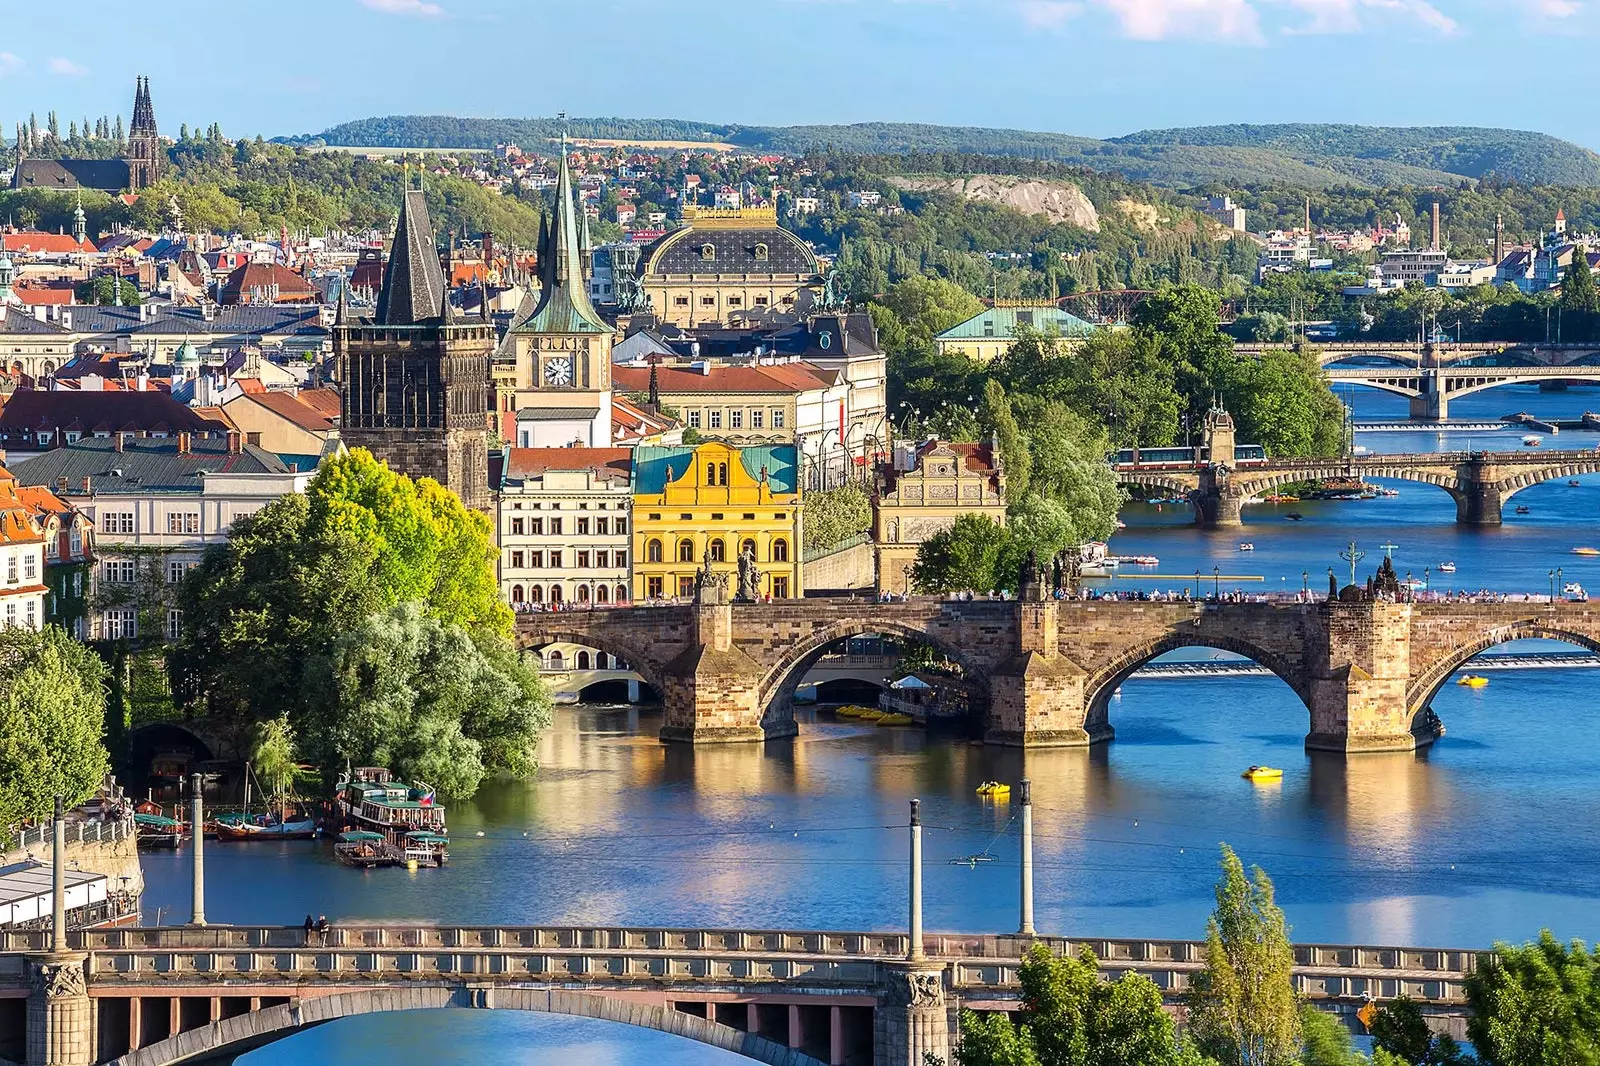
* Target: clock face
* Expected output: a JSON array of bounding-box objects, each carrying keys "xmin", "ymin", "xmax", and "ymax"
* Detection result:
[{"xmin": 544, "ymin": 356, "xmax": 574, "ymax": 387}]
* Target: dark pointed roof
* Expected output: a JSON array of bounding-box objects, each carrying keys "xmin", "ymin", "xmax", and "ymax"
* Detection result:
[
  {"xmin": 130, "ymin": 76, "xmax": 157, "ymax": 138},
  {"xmin": 511, "ymin": 139, "xmax": 610, "ymax": 336},
  {"xmin": 376, "ymin": 189, "xmax": 447, "ymax": 326}
]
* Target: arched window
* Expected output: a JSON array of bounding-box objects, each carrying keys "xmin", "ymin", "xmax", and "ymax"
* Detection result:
[
  {"xmin": 741, "ymin": 538, "xmax": 757, "ymax": 559},
  {"xmin": 706, "ymin": 462, "xmax": 716, "ymax": 484},
  {"xmin": 718, "ymin": 462, "xmax": 728, "ymax": 486},
  {"xmin": 577, "ymin": 651, "xmax": 591, "ymax": 669},
  {"xmin": 701, "ymin": 243, "xmax": 716, "ymax": 261},
  {"xmin": 550, "ymin": 585, "xmax": 563, "ymax": 604},
  {"xmin": 709, "ymin": 539, "xmax": 726, "ymax": 563},
  {"xmin": 616, "ymin": 584, "xmax": 629, "ymax": 603},
  {"xmin": 596, "ymin": 652, "xmax": 610, "ymax": 669},
  {"xmin": 596, "ymin": 584, "xmax": 609, "ymax": 604},
  {"xmin": 529, "ymin": 585, "xmax": 543, "ymax": 603},
  {"xmin": 577, "ymin": 585, "xmax": 591, "ymax": 603},
  {"xmin": 546, "ymin": 650, "xmax": 564, "ymax": 670},
  {"xmin": 511, "ymin": 584, "xmax": 525, "ymax": 604},
  {"xmin": 647, "ymin": 538, "xmax": 663, "ymax": 563},
  {"xmin": 772, "ymin": 538, "xmax": 789, "ymax": 563},
  {"xmin": 678, "ymin": 539, "xmax": 695, "ymax": 563}
]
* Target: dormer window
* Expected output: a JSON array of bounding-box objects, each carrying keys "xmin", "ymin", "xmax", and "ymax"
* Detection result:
[
  {"xmin": 754, "ymin": 243, "xmax": 769, "ymax": 262},
  {"xmin": 700, "ymin": 243, "xmax": 716, "ymax": 262}
]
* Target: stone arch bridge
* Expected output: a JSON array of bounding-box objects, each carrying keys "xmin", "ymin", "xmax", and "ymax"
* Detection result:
[
  {"xmin": 1116, "ymin": 449, "xmax": 1600, "ymax": 526},
  {"xmin": 1236, "ymin": 340, "xmax": 1600, "ymax": 372},
  {"xmin": 1323, "ymin": 364, "xmax": 1600, "ymax": 420},
  {"xmin": 515, "ymin": 598, "xmax": 1600, "ymax": 751},
  {"xmin": 1, "ymin": 923, "xmax": 1483, "ymax": 1066}
]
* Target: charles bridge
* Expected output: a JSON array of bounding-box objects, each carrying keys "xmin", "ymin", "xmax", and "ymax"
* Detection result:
[
  {"xmin": 513, "ymin": 595, "xmax": 1600, "ymax": 751},
  {"xmin": 1114, "ymin": 448, "xmax": 1600, "ymax": 526}
]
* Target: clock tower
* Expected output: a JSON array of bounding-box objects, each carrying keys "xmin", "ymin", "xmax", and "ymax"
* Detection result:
[{"xmin": 504, "ymin": 136, "xmax": 615, "ymax": 447}]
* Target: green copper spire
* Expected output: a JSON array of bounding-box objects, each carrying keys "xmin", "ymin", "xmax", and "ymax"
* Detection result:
[{"xmin": 514, "ymin": 132, "xmax": 609, "ymax": 335}]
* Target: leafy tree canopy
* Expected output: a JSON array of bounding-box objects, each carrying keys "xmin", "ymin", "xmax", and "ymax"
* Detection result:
[
  {"xmin": 0, "ymin": 626, "xmax": 109, "ymax": 830},
  {"xmin": 1466, "ymin": 931, "xmax": 1600, "ymax": 1066}
]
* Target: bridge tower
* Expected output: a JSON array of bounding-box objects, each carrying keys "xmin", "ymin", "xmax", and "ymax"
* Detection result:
[
  {"xmin": 1306, "ymin": 598, "xmax": 1427, "ymax": 752},
  {"xmin": 1195, "ymin": 405, "xmax": 1246, "ymax": 527}
]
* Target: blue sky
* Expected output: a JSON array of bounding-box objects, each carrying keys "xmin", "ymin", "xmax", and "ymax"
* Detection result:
[{"xmin": 1, "ymin": 0, "xmax": 1596, "ymax": 145}]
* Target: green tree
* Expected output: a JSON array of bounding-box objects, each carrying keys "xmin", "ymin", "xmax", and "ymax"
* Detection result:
[
  {"xmin": 951, "ymin": 944, "xmax": 1191, "ymax": 1066},
  {"xmin": 1016, "ymin": 401, "xmax": 1125, "ymax": 541},
  {"xmin": 1297, "ymin": 1005, "xmax": 1360, "ymax": 1066},
  {"xmin": 0, "ymin": 626, "xmax": 110, "ymax": 830},
  {"xmin": 878, "ymin": 276, "xmax": 985, "ymax": 349},
  {"xmin": 910, "ymin": 513, "xmax": 1011, "ymax": 594},
  {"xmin": 803, "ymin": 482, "xmax": 872, "ymax": 553},
  {"xmin": 1220, "ymin": 348, "xmax": 1345, "ymax": 458},
  {"xmin": 251, "ymin": 714, "xmax": 302, "ymax": 806},
  {"xmin": 1560, "ymin": 252, "xmax": 1599, "ymax": 314},
  {"xmin": 307, "ymin": 449, "xmax": 511, "ymax": 636},
  {"xmin": 1466, "ymin": 931, "xmax": 1600, "ymax": 1066},
  {"xmin": 74, "ymin": 275, "xmax": 142, "ymax": 306},
  {"xmin": 311, "ymin": 602, "xmax": 551, "ymax": 797},
  {"xmin": 1369, "ymin": 995, "xmax": 1466, "ymax": 1066},
  {"xmin": 983, "ymin": 380, "xmax": 1031, "ymax": 499},
  {"xmin": 1187, "ymin": 845, "xmax": 1302, "ymax": 1066}
]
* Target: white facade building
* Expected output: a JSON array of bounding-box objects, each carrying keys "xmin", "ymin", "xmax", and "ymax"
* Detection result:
[{"xmin": 496, "ymin": 448, "xmax": 633, "ymax": 610}]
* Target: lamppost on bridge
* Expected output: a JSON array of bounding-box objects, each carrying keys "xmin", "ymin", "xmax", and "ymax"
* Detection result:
[
  {"xmin": 1193, "ymin": 569, "xmax": 1201, "ymax": 599},
  {"xmin": 1212, "ymin": 566, "xmax": 1221, "ymax": 600},
  {"xmin": 1302, "ymin": 570, "xmax": 1310, "ymax": 597},
  {"xmin": 1425, "ymin": 567, "xmax": 1431, "ymax": 594},
  {"xmin": 1549, "ymin": 567, "xmax": 1564, "ymax": 604}
]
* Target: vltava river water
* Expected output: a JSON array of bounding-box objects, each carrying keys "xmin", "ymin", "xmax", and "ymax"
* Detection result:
[{"xmin": 135, "ymin": 383, "xmax": 1600, "ymax": 1064}]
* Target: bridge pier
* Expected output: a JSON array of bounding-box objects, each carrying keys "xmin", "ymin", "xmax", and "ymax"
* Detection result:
[
  {"xmin": 986, "ymin": 599, "xmax": 1107, "ymax": 747},
  {"xmin": 1409, "ymin": 385, "xmax": 1447, "ymax": 421},
  {"xmin": 1455, "ymin": 459, "xmax": 1504, "ymax": 525},
  {"xmin": 24, "ymin": 954, "xmax": 91, "ymax": 1066},
  {"xmin": 1306, "ymin": 601, "xmax": 1431, "ymax": 753},
  {"xmin": 659, "ymin": 597, "xmax": 772, "ymax": 744},
  {"xmin": 874, "ymin": 964, "xmax": 950, "ymax": 1066},
  {"xmin": 1193, "ymin": 489, "xmax": 1243, "ymax": 528}
]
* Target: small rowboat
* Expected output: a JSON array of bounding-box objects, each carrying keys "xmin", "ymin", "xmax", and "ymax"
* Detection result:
[
  {"xmin": 214, "ymin": 818, "xmax": 319, "ymax": 841},
  {"xmin": 1241, "ymin": 766, "xmax": 1283, "ymax": 783}
]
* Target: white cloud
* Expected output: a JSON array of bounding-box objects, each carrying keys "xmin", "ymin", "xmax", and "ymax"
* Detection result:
[
  {"xmin": 1527, "ymin": 0, "xmax": 1581, "ymax": 16},
  {"xmin": 1092, "ymin": 0, "xmax": 1266, "ymax": 43},
  {"xmin": 0, "ymin": 53, "xmax": 22, "ymax": 77},
  {"xmin": 46, "ymin": 57, "xmax": 89, "ymax": 77},
  {"xmin": 1275, "ymin": 0, "xmax": 1458, "ymax": 35},
  {"xmin": 359, "ymin": 0, "xmax": 445, "ymax": 15},
  {"xmin": 1018, "ymin": 0, "xmax": 1085, "ymax": 28}
]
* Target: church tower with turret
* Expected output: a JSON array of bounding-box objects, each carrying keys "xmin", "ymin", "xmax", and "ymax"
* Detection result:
[
  {"xmin": 125, "ymin": 76, "xmax": 161, "ymax": 190},
  {"xmin": 337, "ymin": 184, "xmax": 494, "ymax": 510}
]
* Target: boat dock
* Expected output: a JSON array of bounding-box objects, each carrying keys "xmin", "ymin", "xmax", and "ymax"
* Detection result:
[{"xmin": 1132, "ymin": 651, "xmax": 1599, "ymax": 679}]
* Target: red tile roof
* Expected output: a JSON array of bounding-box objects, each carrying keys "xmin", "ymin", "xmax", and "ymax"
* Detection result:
[
  {"xmin": 504, "ymin": 447, "xmax": 632, "ymax": 479},
  {"xmin": 237, "ymin": 390, "xmax": 336, "ymax": 433},
  {"xmin": 295, "ymin": 388, "xmax": 341, "ymax": 418},
  {"xmin": 217, "ymin": 262, "xmax": 320, "ymax": 305},
  {"xmin": 1, "ymin": 231, "xmax": 96, "ymax": 255}
]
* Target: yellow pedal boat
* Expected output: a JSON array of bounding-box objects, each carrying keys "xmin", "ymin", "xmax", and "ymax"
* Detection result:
[
  {"xmin": 876, "ymin": 713, "xmax": 914, "ymax": 727},
  {"xmin": 975, "ymin": 781, "xmax": 1011, "ymax": 799},
  {"xmin": 1457, "ymin": 675, "xmax": 1489, "ymax": 688},
  {"xmin": 1241, "ymin": 766, "xmax": 1283, "ymax": 782}
]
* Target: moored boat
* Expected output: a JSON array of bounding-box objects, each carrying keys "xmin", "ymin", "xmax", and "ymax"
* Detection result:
[
  {"xmin": 335, "ymin": 767, "xmax": 448, "ymax": 865},
  {"xmin": 334, "ymin": 830, "xmax": 400, "ymax": 868},
  {"xmin": 1241, "ymin": 766, "xmax": 1283, "ymax": 783},
  {"xmin": 1457, "ymin": 675, "xmax": 1489, "ymax": 688},
  {"xmin": 133, "ymin": 812, "xmax": 183, "ymax": 849},
  {"xmin": 215, "ymin": 817, "xmax": 319, "ymax": 842}
]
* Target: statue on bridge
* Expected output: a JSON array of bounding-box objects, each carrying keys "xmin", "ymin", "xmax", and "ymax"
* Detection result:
[
  {"xmin": 737, "ymin": 544, "xmax": 761, "ymax": 602},
  {"xmin": 1019, "ymin": 548, "xmax": 1046, "ymax": 601},
  {"xmin": 694, "ymin": 549, "xmax": 728, "ymax": 603}
]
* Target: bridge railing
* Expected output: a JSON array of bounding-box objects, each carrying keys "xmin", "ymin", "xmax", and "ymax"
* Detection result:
[
  {"xmin": 4, "ymin": 816, "xmax": 132, "ymax": 854},
  {"xmin": 0, "ymin": 923, "xmax": 1484, "ymax": 979}
]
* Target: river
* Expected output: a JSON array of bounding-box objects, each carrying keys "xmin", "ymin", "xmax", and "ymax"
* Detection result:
[{"xmin": 137, "ymin": 382, "xmax": 1600, "ymax": 1064}]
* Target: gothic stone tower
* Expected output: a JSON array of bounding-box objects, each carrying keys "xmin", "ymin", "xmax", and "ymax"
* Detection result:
[
  {"xmin": 337, "ymin": 188, "xmax": 494, "ymax": 511},
  {"xmin": 126, "ymin": 76, "xmax": 161, "ymax": 190}
]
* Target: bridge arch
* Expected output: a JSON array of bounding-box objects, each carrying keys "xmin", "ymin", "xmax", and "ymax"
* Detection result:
[
  {"xmin": 106, "ymin": 986, "xmax": 827, "ymax": 1066},
  {"xmin": 1445, "ymin": 370, "xmax": 1600, "ymax": 402},
  {"xmin": 515, "ymin": 627, "xmax": 669, "ymax": 701},
  {"xmin": 1083, "ymin": 632, "xmax": 1311, "ymax": 734},
  {"xmin": 1497, "ymin": 457, "xmax": 1600, "ymax": 502},
  {"xmin": 756, "ymin": 618, "xmax": 988, "ymax": 730},
  {"xmin": 1234, "ymin": 466, "xmax": 1466, "ymax": 508},
  {"xmin": 1408, "ymin": 623, "xmax": 1600, "ymax": 727}
]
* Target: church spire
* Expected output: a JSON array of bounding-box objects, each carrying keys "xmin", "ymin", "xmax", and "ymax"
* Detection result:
[
  {"xmin": 512, "ymin": 131, "xmax": 608, "ymax": 335},
  {"xmin": 375, "ymin": 180, "xmax": 447, "ymax": 326}
]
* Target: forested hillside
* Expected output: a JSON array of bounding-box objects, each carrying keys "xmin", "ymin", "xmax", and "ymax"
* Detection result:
[{"xmin": 287, "ymin": 115, "xmax": 1600, "ymax": 188}]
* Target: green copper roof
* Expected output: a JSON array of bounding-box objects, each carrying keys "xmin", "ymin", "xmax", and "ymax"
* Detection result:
[
  {"xmin": 935, "ymin": 306, "xmax": 1097, "ymax": 341},
  {"xmin": 511, "ymin": 137, "xmax": 611, "ymax": 336},
  {"xmin": 632, "ymin": 445, "xmax": 798, "ymax": 495}
]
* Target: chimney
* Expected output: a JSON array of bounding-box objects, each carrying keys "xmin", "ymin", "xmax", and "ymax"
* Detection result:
[
  {"xmin": 81, "ymin": 476, "xmax": 91, "ymax": 494},
  {"xmin": 1494, "ymin": 214, "xmax": 1505, "ymax": 264},
  {"xmin": 1431, "ymin": 202, "xmax": 1441, "ymax": 252},
  {"xmin": 114, "ymin": 431, "xmax": 127, "ymax": 453},
  {"xmin": 226, "ymin": 430, "xmax": 242, "ymax": 455},
  {"xmin": 177, "ymin": 431, "xmax": 191, "ymax": 455},
  {"xmin": 55, "ymin": 476, "xmax": 68, "ymax": 495},
  {"xmin": 60, "ymin": 309, "xmax": 72, "ymax": 330}
]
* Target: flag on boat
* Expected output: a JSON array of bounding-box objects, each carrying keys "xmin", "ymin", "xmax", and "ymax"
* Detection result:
[{"xmin": 419, "ymin": 791, "xmax": 436, "ymax": 807}]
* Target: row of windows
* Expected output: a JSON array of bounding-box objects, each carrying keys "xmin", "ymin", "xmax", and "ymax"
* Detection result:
[
  {"xmin": 643, "ymin": 538, "xmax": 789, "ymax": 564},
  {"xmin": 102, "ymin": 559, "xmax": 192, "ymax": 585},
  {"xmin": 98, "ymin": 608, "xmax": 182, "ymax": 641},
  {"xmin": 99, "ymin": 512, "xmax": 202, "ymax": 535},
  {"xmin": 508, "ymin": 549, "xmax": 628, "ymax": 570},
  {"xmin": 685, "ymin": 409, "xmax": 785, "ymax": 430},
  {"xmin": 505, "ymin": 500, "xmax": 627, "ymax": 511},
  {"xmin": 671, "ymin": 294, "xmax": 793, "ymax": 309},
  {"xmin": 542, "ymin": 649, "xmax": 625, "ymax": 671},
  {"xmin": 1, "ymin": 598, "xmax": 39, "ymax": 629},
  {"xmin": 507, "ymin": 516, "xmax": 628, "ymax": 537},
  {"xmin": 643, "ymin": 575, "xmax": 791, "ymax": 599},
  {"xmin": 4, "ymin": 552, "xmax": 38, "ymax": 585},
  {"xmin": 509, "ymin": 584, "xmax": 629, "ymax": 607}
]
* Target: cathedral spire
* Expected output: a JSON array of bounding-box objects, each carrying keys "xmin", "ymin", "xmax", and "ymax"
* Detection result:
[{"xmin": 375, "ymin": 186, "xmax": 447, "ymax": 326}]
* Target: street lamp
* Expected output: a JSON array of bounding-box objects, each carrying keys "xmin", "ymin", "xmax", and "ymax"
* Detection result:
[
  {"xmin": 1213, "ymin": 566, "xmax": 1221, "ymax": 600},
  {"xmin": 1193, "ymin": 569, "xmax": 1201, "ymax": 599},
  {"xmin": 1301, "ymin": 570, "xmax": 1310, "ymax": 596}
]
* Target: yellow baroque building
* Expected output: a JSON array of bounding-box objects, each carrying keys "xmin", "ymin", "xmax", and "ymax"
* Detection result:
[{"xmin": 631, "ymin": 441, "xmax": 802, "ymax": 601}]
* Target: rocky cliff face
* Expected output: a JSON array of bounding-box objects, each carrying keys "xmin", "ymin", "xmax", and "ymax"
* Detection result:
[{"xmin": 888, "ymin": 175, "xmax": 1100, "ymax": 231}]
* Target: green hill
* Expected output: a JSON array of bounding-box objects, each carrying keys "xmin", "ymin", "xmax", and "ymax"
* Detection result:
[{"xmin": 286, "ymin": 117, "xmax": 1600, "ymax": 189}]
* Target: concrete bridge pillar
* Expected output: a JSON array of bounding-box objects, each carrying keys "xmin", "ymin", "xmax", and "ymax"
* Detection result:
[
  {"xmin": 874, "ymin": 964, "xmax": 950, "ymax": 1066},
  {"xmin": 24, "ymin": 954, "xmax": 91, "ymax": 1066},
  {"xmin": 1306, "ymin": 601, "xmax": 1426, "ymax": 753},
  {"xmin": 1454, "ymin": 457, "xmax": 1504, "ymax": 525},
  {"xmin": 1409, "ymin": 370, "xmax": 1447, "ymax": 421},
  {"xmin": 659, "ymin": 597, "xmax": 770, "ymax": 744},
  {"xmin": 986, "ymin": 600, "xmax": 1098, "ymax": 747}
]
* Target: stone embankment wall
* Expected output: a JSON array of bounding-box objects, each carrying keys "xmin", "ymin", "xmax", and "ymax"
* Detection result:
[
  {"xmin": 802, "ymin": 541, "xmax": 875, "ymax": 592},
  {"xmin": 0, "ymin": 828, "xmax": 144, "ymax": 900}
]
